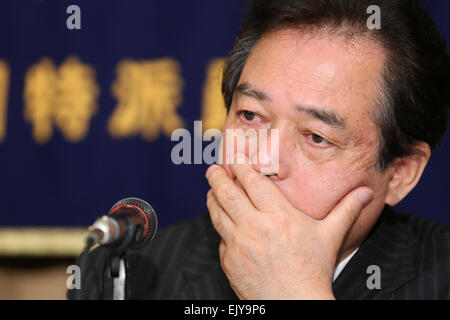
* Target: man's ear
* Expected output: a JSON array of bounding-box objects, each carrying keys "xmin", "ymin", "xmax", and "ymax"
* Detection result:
[{"xmin": 385, "ymin": 142, "xmax": 431, "ymax": 206}]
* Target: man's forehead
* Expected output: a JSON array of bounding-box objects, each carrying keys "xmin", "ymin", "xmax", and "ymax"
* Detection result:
[
  {"xmin": 247, "ymin": 29, "xmax": 383, "ymax": 82},
  {"xmin": 239, "ymin": 28, "xmax": 385, "ymax": 123}
]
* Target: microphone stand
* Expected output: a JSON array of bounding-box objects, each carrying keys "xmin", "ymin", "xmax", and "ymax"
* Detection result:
[
  {"xmin": 102, "ymin": 219, "xmax": 135, "ymax": 300},
  {"xmin": 103, "ymin": 252, "xmax": 126, "ymax": 300}
]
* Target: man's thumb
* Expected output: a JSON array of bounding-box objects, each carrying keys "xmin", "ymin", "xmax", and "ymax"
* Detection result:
[{"xmin": 322, "ymin": 187, "xmax": 374, "ymax": 244}]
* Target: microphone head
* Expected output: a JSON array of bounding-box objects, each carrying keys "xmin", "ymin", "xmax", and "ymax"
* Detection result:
[{"xmin": 108, "ymin": 197, "xmax": 158, "ymax": 248}]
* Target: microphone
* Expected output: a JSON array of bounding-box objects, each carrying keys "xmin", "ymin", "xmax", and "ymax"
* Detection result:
[{"xmin": 87, "ymin": 197, "xmax": 158, "ymax": 250}]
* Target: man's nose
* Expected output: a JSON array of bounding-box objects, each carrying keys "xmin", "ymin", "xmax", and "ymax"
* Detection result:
[{"xmin": 249, "ymin": 128, "xmax": 287, "ymax": 180}]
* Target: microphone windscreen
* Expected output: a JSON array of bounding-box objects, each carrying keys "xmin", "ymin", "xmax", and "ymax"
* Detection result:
[{"xmin": 108, "ymin": 197, "xmax": 158, "ymax": 247}]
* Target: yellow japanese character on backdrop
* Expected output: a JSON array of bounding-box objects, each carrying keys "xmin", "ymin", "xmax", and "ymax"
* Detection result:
[
  {"xmin": 108, "ymin": 58, "xmax": 184, "ymax": 141},
  {"xmin": 54, "ymin": 57, "xmax": 99, "ymax": 142},
  {"xmin": 23, "ymin": 56, "xmax": 99, "ymax": 144},
  {"xmin": 0, "ymin": 60, "xmax": 10, "ymax": 143},
  {"xmin": 201, "ymin": 58, "xmax": 227, "ymax": 132},
  {"xmin": 23, "ymin": 58, "xmax": 57, "ymax": 144}
]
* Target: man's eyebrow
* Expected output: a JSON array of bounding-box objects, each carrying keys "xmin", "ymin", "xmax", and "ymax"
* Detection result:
[
  {"xmin": 235, "ymin": 82, "xmax": 346, "ymax": 129},
  {"xmin": 235, "ymin": 82, "xmax": 272, "ymax": 102},
  {"xmin": 295, "ymin": 105, "xmax": 346, "ymax": 129}
]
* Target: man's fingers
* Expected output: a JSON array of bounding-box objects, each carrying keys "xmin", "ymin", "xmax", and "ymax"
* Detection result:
[
  {"xmin": 219, "ymin": 239, "xmax": 226, "ymax": 262},
  {"xmin": 207, "ymin": 189, "xmax": 234, "ymax": 240},
  {"xmin": 231, "ymin": 159, "xmax": 291, "ymax": 213},
  {"xmin": 206, "ymin": 165, "xmax": 255, "ymax": 223},
  {"xmin": 322, "ymin": 187, "xmax": 374, "ymax": 245}
]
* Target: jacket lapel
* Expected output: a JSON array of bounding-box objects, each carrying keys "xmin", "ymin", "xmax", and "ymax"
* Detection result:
[
  {"xmin": 333, "ymin": 206, "xmax": 416, "ymax": 299},
  {"xmin": 181, "ymin": 216, "xmax": 238, "ymax": 300}
]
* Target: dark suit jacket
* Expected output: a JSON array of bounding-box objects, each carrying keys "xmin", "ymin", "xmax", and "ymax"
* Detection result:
[{"xmin": 70, "ymin": 206, "xmax": 450, "ymax": 300}]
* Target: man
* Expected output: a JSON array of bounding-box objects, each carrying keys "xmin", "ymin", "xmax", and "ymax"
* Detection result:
[{"xmin": 73, "ymin": 0, "xmax": 450, "ymax": 299}]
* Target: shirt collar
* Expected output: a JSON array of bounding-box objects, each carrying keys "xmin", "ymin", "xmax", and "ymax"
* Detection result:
[{"xmin": 333, "ymin": 247, "xmax": 359, "ymax": 282}]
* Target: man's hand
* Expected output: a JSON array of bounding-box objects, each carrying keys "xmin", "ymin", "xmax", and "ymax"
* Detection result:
[{"xmin": 205, "ymin": 162, "xmax": 374, "ymax": 300}]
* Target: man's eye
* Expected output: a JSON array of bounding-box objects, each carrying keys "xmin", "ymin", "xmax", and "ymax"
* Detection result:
[
  {"xmin": 308, "ymin": 133, "xmax": 329, "ymax": 146},
  {"xmin": 238, "ymin": 110, "xmax": 258, "ymax": 121}
]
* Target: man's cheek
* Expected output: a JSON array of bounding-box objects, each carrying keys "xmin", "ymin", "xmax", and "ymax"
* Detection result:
[{"xmin": 273, "ymin": 178, "xmax": 344, "ymax": 220}]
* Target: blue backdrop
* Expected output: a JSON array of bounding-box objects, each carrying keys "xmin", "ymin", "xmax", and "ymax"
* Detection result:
[{"xmin": 0, "ymin": 0, "xmax": 448, "ymax": 229}]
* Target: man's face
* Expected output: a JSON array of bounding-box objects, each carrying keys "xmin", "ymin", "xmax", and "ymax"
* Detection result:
[{"xmin": 222, "ymin": 28, "xmax": 392, "ymax": 252}]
